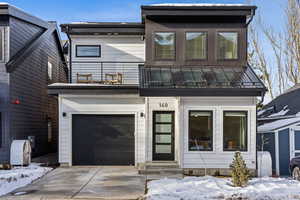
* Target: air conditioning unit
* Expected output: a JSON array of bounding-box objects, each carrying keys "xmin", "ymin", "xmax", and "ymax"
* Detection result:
[{"xmin": 10, "ymin": 140, "xmax": 32, "ymax": 166}]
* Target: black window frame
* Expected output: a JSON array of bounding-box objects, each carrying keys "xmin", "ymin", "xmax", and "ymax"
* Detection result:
[
  {"xmin": 216, "ymin": 31, "xmax": 239, "ymax": 61},
  {"xmin": 185, "ymin": 31, "xmax": 208, "ymax": 61},
  {"xmin": 75, "ymin": 45, "xmax": 101, "ymax": 58},
  {"xmin": 188, "ymin": 110, "xmax": 213, "ymax": 152},
  {"xmin": 153, "ymin": 31, "xmax": 176, "ymax": 61},
  {"xmin": 223, "ymin": 110, "xmax": 248, "ymax": 152}
]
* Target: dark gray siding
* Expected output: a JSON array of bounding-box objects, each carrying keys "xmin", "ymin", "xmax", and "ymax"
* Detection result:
[
  {"xmin": 279, "ymin": 128, "xmax": 290, "ymax": 176},
  {"xmin": 7, "ymin": 17, "xmax": 67, "ymax": 159},
  {"xmin": 9, "ymin": 17, "xmax": 44, "ymax": 57}
]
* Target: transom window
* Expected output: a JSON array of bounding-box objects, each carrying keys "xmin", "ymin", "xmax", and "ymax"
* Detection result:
[
  {"xmin": 217, "ymin": 32, "xmax": 238, "ymax": 60},
  {"xmin": 189, "ymin": 111, "xmax": 213, "ymax": 151},
  {"xmin": 154, "ymin": 32, "xmax": 175, "ymax": 60},
  {"xmin": 76, "ymin": 45, "xmax": 101, "ymax": 57},
  {"xmin": 185, "ymin": 32, "xmax": 207, "ymax": 60},
  {"xmin": 223, "ymin": 111, "xmax": 247, "ymax": 151}
]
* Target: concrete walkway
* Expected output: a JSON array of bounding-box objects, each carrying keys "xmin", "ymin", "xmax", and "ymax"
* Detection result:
[{"xmin": 2, "ymin": 166, "xmax": 146, "ymax": 200}]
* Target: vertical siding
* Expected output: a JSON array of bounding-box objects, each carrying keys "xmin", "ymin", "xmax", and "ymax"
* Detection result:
[
  {"xmin": 0, "ymin": 26, "xmax": 10, "ymax": 162},
  {"xmin": 8, "ymin": 17, "xmax": 67, "ymax": 159},
  {"xmin": 58, "ymin": 95, "xmax": 145, "ymax": 166},
  {"xmin": 278, "ymin": 128, "xmax": 290, "ymax": 175}
]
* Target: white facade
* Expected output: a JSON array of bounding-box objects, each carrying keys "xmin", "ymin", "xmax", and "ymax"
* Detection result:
[
  {"xmin": 70, "ymin": 35, "xmax": 145, "ymax": 84},
  {"xmin": 58, "ymin": 95, "xmax": 257, "ymax": 170}
]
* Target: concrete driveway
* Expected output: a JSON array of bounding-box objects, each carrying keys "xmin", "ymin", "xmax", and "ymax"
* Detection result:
[{"xmin": 2, "ymin": 166, "xmax": 146, "ymax": 200}]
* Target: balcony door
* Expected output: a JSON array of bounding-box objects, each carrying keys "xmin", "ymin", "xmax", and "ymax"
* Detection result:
[{"xmin": 152, "ymin": 111, "xmax": 175, "ymax": 161}]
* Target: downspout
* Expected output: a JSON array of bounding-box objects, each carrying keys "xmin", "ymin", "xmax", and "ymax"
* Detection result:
[
  {"xmin": 246, "ymin": 8, "xmax": 255, "ymax": 27},
  {"xmin": 256, "ymin": 91, "xmax": 265, "ymax": 176},
  {"xmin": 66, "ymin": 26, "xmax": 72, "ymax": 83}
]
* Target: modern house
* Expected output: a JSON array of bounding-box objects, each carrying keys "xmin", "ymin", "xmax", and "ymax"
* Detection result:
[
  {"xmin": 49, "ymin": 4, "xmax": 266, "ymax": 175},
  {"xmin": 0, "ymin": 4, "xmax": 68, "ymax": 163},
  {"xmin": 258, "ymin": 84, "xmax": 300, "ymax": 176}
]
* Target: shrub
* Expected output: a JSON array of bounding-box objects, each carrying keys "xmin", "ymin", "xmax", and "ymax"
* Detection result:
[{"xmin": 230, "ymin": 151, "xmax": 250, "ymax": 187}]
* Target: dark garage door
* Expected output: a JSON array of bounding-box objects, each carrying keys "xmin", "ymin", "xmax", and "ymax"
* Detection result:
[{"xmin": 72, "ymin": 114, "xmax": 135, "ymax": 165}]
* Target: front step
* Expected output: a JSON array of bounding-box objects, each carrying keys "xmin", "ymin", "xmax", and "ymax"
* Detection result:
[{"xmin": 138, "ymin": 162, "xmax": 183, "ymax": 179}]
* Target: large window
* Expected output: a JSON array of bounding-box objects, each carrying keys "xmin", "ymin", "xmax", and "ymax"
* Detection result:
[
  {"xmin": 154, "ymin": 32, "xmax": 175, "ymax": 60},
  {"xmin": 189, "ymin": 111, "xmax": 213, "ymax": 151},
  {"xmin": 217, "ymin": 32, "xmax": 238, "ymax": 60},
  {"xmin": 223, "ymin": 111, "xmax": 247, "ymax": 151},
  {"xmin": 76, "ymin": 45, "xmax": 101, "ymax": 57},
  {"xmin": 186, "ymin": 32, "xmax": 207, "ymax": 60}
]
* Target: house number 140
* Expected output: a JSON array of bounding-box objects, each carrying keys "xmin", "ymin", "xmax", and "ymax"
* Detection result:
[{"xmin": 159, "ymin": 102, "xmax": 168, "ymax": 108}]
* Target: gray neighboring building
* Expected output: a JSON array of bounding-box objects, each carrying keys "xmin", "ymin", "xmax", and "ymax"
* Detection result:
[{"xmin": 0, "ymin": 3, "xmax": 68, "ymax": 163}]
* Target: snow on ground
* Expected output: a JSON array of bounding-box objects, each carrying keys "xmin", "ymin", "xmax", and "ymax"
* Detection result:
[
  {"xmin": 0, "ymin": 163, "xmax": 51, "ymax": 196},
  {"xmin": 147, "ymin": 176, "xmax": 300, "ymax": 200}
]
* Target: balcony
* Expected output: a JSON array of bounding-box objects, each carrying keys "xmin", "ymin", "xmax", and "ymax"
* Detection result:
[{"xmin": 72, "ymin": 61, "xmax": 144, "ymax": 85}]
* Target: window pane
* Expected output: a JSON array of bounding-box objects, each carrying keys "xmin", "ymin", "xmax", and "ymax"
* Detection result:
[
  {"xmin": 0, "ymin": 31, "xmax": 2, "ymax": 60},
  {"xmin": 76, "ymin": 46, "xmax": 100, "ymax": 57},
  {"xmin": 156, "ymin": 145, "xmax": 171, "ymax": 153},
  {"xmin": 156, "ymin": 135, "xmax": 171, "ymax": 143},
  {"xmin": 154, "ymin": 32, "xmax": 175, "ymax": 59},
  {"xmin": 217, "ymin": 32, "xmax": 238, "ymax": 59},
  {"xmin": 186, "ymin": 32, "xmax": 207, "ymax": 59},
  {"xmin": 155, "ymin": 114, "xmax": 172, "ymax": 123},
  {"xmin": 189, "ymin": 111, "xmax": 213, "ymax": 151},
  {"xmin": 223, "ymin": 111, "xmax": 247, "ymax": 151},
  {"xmin": 156, "ymin": 124, "xmax": 172, "ymax": 133}
]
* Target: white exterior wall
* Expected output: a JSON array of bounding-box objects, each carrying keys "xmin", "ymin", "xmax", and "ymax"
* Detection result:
[
  {"xmin": 58, "ymin": 94, "xmax": 146, "ymax": 166},
  {"xmin": 70, "ymin": 35, "xmax": 145, "ymax": 84},
  {"xmin": 181, "ymin": 97, "xmax": 257, "ymax": 169}
]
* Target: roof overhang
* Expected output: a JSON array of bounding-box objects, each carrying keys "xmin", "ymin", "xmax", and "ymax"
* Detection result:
[
  {"xmin": 48, "ymin": 84, "xmax": 139, "ymax": 95},
  {"xmin": 141, "ymin": 4, "xmax": 257, "ymax": 22},
  {"xmin": 61, "ymin": 22, "xmax": 145, "ymax": 35}
]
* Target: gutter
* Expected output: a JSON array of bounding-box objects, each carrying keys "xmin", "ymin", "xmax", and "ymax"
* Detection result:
[
  {"xmin": 65, "ymin": 25, "xmax": 72, "ymax": 83},
  {"xmin": 246, "ymin": 7, "xmax": 255, "ymax": 26}
]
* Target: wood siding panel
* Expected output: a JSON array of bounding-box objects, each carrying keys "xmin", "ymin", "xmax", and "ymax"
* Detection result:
[{"xmin": 8, "ymin": 18, "xmax": 67, "ymax": 159}]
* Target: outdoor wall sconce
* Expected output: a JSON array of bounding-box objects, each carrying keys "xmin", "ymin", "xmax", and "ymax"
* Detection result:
[
  {"xmin": 140, "ymin": 112, "xmax": 144, "ymax": 118},
  {"xmin": 62, "ymin": 112, "xmax": 67, "ymax": 117}
]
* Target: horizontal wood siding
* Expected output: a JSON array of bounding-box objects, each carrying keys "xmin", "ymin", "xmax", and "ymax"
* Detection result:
[
  {"xmin": 70, "ymin": 36, "xmax": 145, "ymax": 83},
  {"xmin": 58, "ymin": 95, "xmax": 146, "ymax": 166},
  {"xmin": 9, "ymin": 17, "xmax": 67, "ymax": 158}
]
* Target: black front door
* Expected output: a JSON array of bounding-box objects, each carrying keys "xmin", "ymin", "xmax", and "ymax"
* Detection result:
[{"xmin": 152, "ymin": 111, "xmax": 175, "ymax": 161}]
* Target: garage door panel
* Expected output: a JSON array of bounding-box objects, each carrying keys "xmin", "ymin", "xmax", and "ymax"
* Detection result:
[{"xmin": 72, "ymin": 114, "xmax": 135, "ymax": 165}]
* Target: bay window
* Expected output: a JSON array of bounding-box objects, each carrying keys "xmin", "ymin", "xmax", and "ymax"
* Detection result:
[
  {"xmin": 189, "ymin": 111, "xmax": 213, "ymax": 151},
  {"xmin": 223, "ymin": 111, "xmax": 247, "ymax": 151},
  {"xmin": 154, "ymin": 32, "xmax": 175, "ymax": 60}
]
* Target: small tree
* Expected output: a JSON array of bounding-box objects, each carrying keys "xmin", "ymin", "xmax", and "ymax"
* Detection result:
[{"xmin": 230, "ymin": 152, "xmax": 250, "ymax": 187}]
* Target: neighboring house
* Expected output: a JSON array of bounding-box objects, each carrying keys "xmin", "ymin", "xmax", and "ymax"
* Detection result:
[
  {"xmin": 0, "ymin": 4, "xmax": 68, "ymax": 163},
  {"xmin": 258, "ymin": 84, "xmax": 300, "ymax": 176},
  {"xmin": 49, "ymin": 4, "xmax": 266, "ymax": 175}
]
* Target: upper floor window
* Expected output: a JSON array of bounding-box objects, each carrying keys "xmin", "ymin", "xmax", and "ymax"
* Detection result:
[
  {"xmin": 76, "ymin": 45, "xmax": 101, "ymax": 57},
  {"xmin": 189, "ymin": 111, "xmax": 213, "ymax": 151},
  {"xmin": 154, "ymin": 32, "xmax": 175, "ymax": 60},
  {"xmin": 185, "ymin": 32, "xmax": 207, "ymax": 60},
  {"xmin": 223, "ymin": 111, "xmax": 247, "ymax": 151},
  {"xmin": 217, "ymin": 32, "xmax": 238, "ymax": 60},
  {"xmin": 0, "ymin": 29, "xmax": 4, "ymax": 61}
]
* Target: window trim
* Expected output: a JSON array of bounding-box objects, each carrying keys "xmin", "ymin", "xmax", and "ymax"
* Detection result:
[
  {"xmin": 0, "ymin": 28, "xmax": 5, "ymax": 62},
  {"xmin": 223, "ymin": 110, "xmax": 248, "ymax": 152},
  {"xmin": 216, "ymin": 31, "xmax": 239, "ymax": 61},
  {"xmin": 188, "ymin": 110, "xmax": 214, "ymax": 152},
  {"xmin": 185, "ymin": 31, "xmax": 208, "ymax": 61},
  {"xmin": 153, "ymin": 31, "xmax": 176, "ymax": 61},
  {"xmin": 75, "ymin": 45, "xmax": 101, "ymax": 58}
]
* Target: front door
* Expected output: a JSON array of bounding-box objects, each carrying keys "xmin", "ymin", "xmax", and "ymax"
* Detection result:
[{"xmin": 152, "ymin": 111, "xmax": 175, "ymax": 161}]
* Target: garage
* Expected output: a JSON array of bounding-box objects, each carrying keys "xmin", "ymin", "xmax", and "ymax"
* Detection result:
[{"xmin": 72, "ymin": 114, "xmax": 135, "ymax": 165}]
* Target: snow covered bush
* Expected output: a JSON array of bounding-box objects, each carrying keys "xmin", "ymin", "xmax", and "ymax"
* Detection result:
[{"xmin": 230, "ymin": 151, "xmax": 250, "ymax": 187}]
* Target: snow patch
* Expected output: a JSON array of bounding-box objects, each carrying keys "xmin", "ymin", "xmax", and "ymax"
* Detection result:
[
  {"xmin": 258, "ymin": 117, "xmax": 300, "ymax": 132},
  {"xmin": 147, "ymin": 176, "xmax": 300, "ymax": 200},
  {"xmin": 268, "ymin": 107, "xmax": 289, "ymax": 117},
  {"xmin": 0, "ymin": 163, "xmax": 51, "ymax": 196}
]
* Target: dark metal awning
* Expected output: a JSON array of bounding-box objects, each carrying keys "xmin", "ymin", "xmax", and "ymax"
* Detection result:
[{"xmin": 139, "ymin": 65, "xmax": 267, "ymax": 97}]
